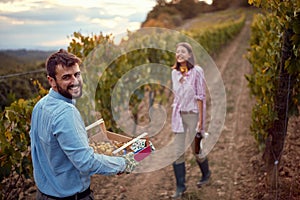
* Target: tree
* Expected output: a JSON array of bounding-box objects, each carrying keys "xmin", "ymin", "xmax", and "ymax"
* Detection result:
[{"xmin": 174, "ymin": 0, "xmax": 199, "ymax": 19}]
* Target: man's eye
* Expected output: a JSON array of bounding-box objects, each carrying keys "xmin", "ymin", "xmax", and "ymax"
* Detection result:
[
  {"xmin": 62, "ymin": 76, "xmax": 69, "ymax": 80},
  {"xmin": 75, "ymin": 72, "xmax": 81, "ymax": 77}
]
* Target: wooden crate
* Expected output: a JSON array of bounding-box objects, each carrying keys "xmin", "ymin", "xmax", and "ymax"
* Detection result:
[{"xmin": 87, "ymin": 119, "xmax": 152, "ymax": 160}]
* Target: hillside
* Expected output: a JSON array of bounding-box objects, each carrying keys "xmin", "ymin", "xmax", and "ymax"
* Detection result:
[
  {"xmin": 0, "ymin": 50, "xmax": 51, "ymax": 110},
  {"xmin": 141, "ymin": 0, "xmax": 249, "ymax": 28},
  {"xmin": 0, "ymin": 49, "xmax": 53, "ymax": 75}
]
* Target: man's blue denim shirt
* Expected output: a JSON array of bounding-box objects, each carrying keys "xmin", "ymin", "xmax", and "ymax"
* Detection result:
[{"xmin": 30, "ymin": 88, "xmax": 126, "ymax": 197}]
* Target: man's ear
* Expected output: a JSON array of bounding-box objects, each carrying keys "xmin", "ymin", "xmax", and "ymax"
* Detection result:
[{"xmin": 47, "ymin": 76, "xmax": 57, "ymax": 89}]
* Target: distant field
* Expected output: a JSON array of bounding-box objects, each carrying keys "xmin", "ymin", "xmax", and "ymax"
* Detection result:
[
  {"xmin": 185, "ymin": 8, "xmax": 254, "ymax": 31},
  {"xmin": 0, "ymin": 50, "xmax": 53, "ymax": 110},
  {"xmin": 0, "ymin": 49, "xmax": 53, "ymax": 75}
]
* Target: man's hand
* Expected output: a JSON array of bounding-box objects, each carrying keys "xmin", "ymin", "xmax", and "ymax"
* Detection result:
[{"xmin": 122, "ymin": 152, "xmax": 139, "ymax": 174}]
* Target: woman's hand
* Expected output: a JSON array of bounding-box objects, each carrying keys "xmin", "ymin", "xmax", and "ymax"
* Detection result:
[
  {"xmin": 179, "ymin": 75, "xmax": 186, "ymax": 83},
  {"xmin": 196, "ymin": 121, "xmax": 202, "ymax": 132}
]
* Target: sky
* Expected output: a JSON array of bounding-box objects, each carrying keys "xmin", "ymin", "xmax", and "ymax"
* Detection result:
[{"xmin": 0, "ymin": 0, "xmax": 212, "ymax": 51}]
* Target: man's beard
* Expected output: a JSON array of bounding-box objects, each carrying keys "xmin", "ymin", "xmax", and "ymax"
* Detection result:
[{"xmin": 56, "ymin": 82, "xmax": 83, "ymax": 99}]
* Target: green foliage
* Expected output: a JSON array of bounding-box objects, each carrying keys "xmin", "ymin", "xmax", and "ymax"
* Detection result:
[
  {"xmin": 246, "ymin": 0, "xmax": 300, "ymax": 147},
  {"xmin": 184, "ymin": 11, "xmax": 246, "ymax": 56},
  {"xmin": 95, "ymin": 48, "xmax": 174, "ymax": 133},
  {"xmin": 67, "ymin": 32, "xmax": 114, "ymax": 59},
  {"xmin": 0, "ymin": 81, "xmax": 47, "ymax": 199}
]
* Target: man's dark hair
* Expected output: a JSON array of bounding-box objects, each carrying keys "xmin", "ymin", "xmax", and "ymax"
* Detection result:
[{"xmin": 46, "ymin": 49, "xmax": 81, "ymax": 79}]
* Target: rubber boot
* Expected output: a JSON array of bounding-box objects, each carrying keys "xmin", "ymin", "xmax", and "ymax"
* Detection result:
[
  {"xmin": 196, "ymin": 158, "xmax": 211, "ymax": 187},
  {"xmin": 171, "ymin": 162, "xmax": 186, "ymax": 199}
]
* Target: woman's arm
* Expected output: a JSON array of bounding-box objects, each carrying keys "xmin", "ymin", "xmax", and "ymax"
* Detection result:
[
  {"xmin": 194, "ymin": 66, "xmax": 206, "ymax": 132},
  {"xmin": 197, "ymin": 99, "xmax": 203, "ymax": 131}
]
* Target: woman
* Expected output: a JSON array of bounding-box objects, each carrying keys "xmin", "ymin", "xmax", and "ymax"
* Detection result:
[{"xmin": 171, "ymin": 42, "xmax": 211, "ymax": 198}]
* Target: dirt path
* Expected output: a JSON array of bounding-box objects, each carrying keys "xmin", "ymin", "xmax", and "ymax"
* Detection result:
[
  {"xmin": 89, "ymin": 13, "xmax": 260, "ymax": 200},
  {"xmin": 196, "ymin": 17, "xmax": 259, "ymax": 200}
]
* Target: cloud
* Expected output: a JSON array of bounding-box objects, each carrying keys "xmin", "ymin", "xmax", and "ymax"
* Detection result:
[
  {"xmin": 0, "ymin": 0, "xmax": 156, "ymax": 50},
  {"xmin": 0, "ymin": 0, "xmax": 21, "ymax": 3}
]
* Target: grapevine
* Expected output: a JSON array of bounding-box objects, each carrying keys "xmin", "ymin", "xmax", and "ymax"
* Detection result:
[
  {"xmin": 246, "ymin": 0, "xmax": 300, "ymax": 189},
  {"xmin": 247, "ymin": 0, "xmax": 300, "ymax": 147}
]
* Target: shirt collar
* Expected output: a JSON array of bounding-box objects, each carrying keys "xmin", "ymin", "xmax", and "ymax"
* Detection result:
[
  {"xmin": 177, "ymin": 68, "xmax": 192, "ymax": 75},
  {"xmin": 49, "ymin": 88, "xmax": 75, "ymax": 105}
]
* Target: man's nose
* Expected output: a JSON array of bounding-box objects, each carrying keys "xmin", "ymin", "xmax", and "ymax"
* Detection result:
[{"xmin": 70, "ymin": 75, "xmax": 80, "ymax": 84}]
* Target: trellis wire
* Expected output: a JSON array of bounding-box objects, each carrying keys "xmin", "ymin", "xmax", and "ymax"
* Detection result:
[{"xmin": 271, "ymin": 73, "xmax": 292, "ymax": 200}]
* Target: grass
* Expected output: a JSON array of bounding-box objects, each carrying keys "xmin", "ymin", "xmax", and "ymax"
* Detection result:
[{"xmin": 187, "ymin": 8, "xmax": 246, "ymax": 31}]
